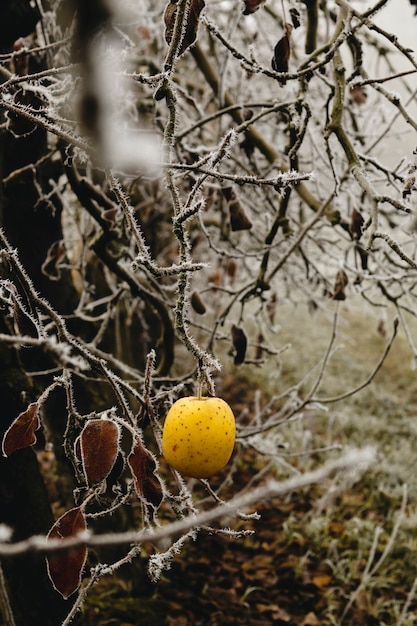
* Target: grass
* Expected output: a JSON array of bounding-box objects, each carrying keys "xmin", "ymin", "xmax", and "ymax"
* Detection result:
[{"xmin": 257, "ymin": 298, "xmax": 417, "ymax": 624}]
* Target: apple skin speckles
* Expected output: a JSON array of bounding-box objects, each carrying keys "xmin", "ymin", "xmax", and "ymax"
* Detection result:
[{"xmin": 162, "ymin": 396, "xmax": 236, "ymax": 478}]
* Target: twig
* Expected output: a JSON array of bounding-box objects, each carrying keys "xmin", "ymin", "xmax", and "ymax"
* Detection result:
[
  {"xmin": 310, "ymin": 316, "xmax": 399, "ymax": 404},
  {"xmin": 0, "ymin": 447, "xmax": 376, "ymax": 558}
]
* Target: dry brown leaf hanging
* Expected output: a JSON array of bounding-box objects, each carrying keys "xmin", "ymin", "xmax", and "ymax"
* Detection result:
[
  {"xmin": 46, "ymin": 507, "xmax": 88, "ymax": 599},
  {"xmin": 332, "ymin": 269, "xmax": 349, "ymax": 301},
  {"xmin": 271, "ymin": 24, "xmax": 293, "ymax": 84},
  {"xmin": 128, "ymin": 435, "xmax": 164, "ymax": 509},
  {"xmin": 255, "ymin": 332, "xmax": 264, "ymax": 360},
  {"xmin": 225, "ymin": 258, "xmax": 238, "ymax": 284},
  {"xmin": 190, "ymin": 290, "xmax": 207, "ymax": 314},
  {"xmin": 349, "ymin": 208, "xmax": 364, "ymax": 240},
  {"xmin": 222, "ymin": 187, "xmax": 252, "ymax": 231},
  {"xmin": 77, "ymin": 417, "xmax": 120, "ymax": 486},
  {"xmin": 289, "ymin": 7, "xmax": 301, "ymax": 29},
  {"xmin": 164, "ymin": 0, "xmax": 205, "ymax": 57},
  {"xmin": 2, "ymin": 402, "xmax": 40, "ymax": 457},
  {"xmin": 231, "ymin": 324, "xmax": 247, "ymax": 365},
  {"xmin": 229, "ymin": 200, "xmax": 252, "ymax": 231},
  {"xmin": 241, "ymin": 0, "xmax": 266, "ymax": 15},
  {"xmin": 349, "ymin": 84, "xmax": 368, "ymax": 105}
]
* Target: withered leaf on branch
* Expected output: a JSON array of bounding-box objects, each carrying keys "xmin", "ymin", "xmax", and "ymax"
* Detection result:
[
  {"xmin": 2, "ymin": 402, "xmax": 40, "ymax": 457},
  {"xmin": 222, "ymin": 187, "xmax": 252, "ymax": 231},
  {"xmin": 271, "ymin": 24, "xmax": 293, "ymax": 84},
  {"xmin": 190, "ymin": 290, "xmax": 207, "ymax": 314},
  {"xmin": 332, "ymin": 269, "xmax": 349, "ymax": 301},
  {"xmin": 164, "ymin": 0, "xmax": 205, "ymax": 57},
  {"xmin": 289, "ymin": 7, "xmax": 301, "ymax": 29},
  {"xmin": 78, "ymin": 417, "xmax": 120, "ymax": 486},
  {"xmin": 349, "ymin": 208, "xmax": 364, "ymax": 240},
  {"xmin": 403, "ymin": 174, "xmax": 416, "ymax": 198},
  {"xmin": 128, "ymin": 435, "xmax": 164, "ymax": 509},
  {"xmin": 255, "ymin": 332, "xmax": 264, "ymax": 360},
  {"xmin": 241, "ymin": 0, "xmax": 266, "ymax": 15},
  {"xmin": 225, "ymin": 258, "xmax": 238, "ymax": 284},
  {"xmin": 231, "ymin": 324, "xmax": 247, "ymax": 365},
  {"xmin": 349, "ymin": 84, "xmax": 368, "ymax": 105},
  {"xmin": 46, "ymin": 507, "xmax": 88, "ymax": 599},
  {"xmin": 229, "ymin": 200, "xmax": 252, "ymax": 231}
]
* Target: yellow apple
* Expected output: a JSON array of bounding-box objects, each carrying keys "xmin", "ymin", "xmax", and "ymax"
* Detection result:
[{"xmin": 162, "ymin": 396, "xmax": 236, "ymax": 478}]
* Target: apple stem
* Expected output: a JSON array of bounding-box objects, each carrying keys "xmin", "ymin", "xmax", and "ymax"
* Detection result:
[{"xmin": 197, "ymin": 379, "xmax": 203, "ymax": 400}]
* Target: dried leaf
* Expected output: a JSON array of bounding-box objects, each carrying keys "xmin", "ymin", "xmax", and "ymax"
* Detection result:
[
  {"xmin": 312, "ymin": 574, "xmax": 332, "ymax": 588},
  {"xmin": 350, "ymin": 84, "xmax": 368, "ymax": 105},
  {"xmin": 255, "ymin": 332, "xmax": 264, "ymax": 360},
  {"xmin": 289, "ymin": 7, "xmax": 301, "ymax": 29},
  {"xmin": 46, "ymin": 507, "xmax": 87, "ymax": 599},
  {"xmin": 190, "ymin": 290, "xmax": 207, "ymax": 315},
  {"xmin": 225, "ymin": 258, "xmax": 238, "ymax": 284},
  {"xmin": 11, "ymin": 37, "xmax": 30, "ymax": 76},
  {"xmin": 271, "ymin": 25, "xmax": 293, "ymax": 84},
  {"xmin": 241, "ymin": 0, "xmax": 265, "ymax": 15},
  {"xmin": 79, "ymin": 418, "xmax": 120, "ymax": 486},
  {"xmin": 403, "ymin": 174, "xmax": 416, "ymax": 198},
  {"xmin": 164, "ymin": 0, "xmax": 205, "ymax": 57},
  {"xmin": 231, "ymin": 324, "xmax": 247, "ymax": 365},
  {"xmin": 350, "ymin": 208, "xmax": 364, "ymax": 240},
  {"xmin": 208, "ymin": 270, "xmax": 222, "ymax": 291},
  {"xmin": 332, "ymin": 269, "xmax": 349, "ymax": 301},
  {"xmin": 2, "ymin": 402, "xmax": 40, "ymax": 457},
  {"xmin": 229, "ymin": 200, "xmax": 252, "ymax": 231},
  {"xmin": 266, "ymin": 292, "xmax": 277, "ymax": 325},
  {"xmin": 128, "ymin": 435, "xmax": 163, "ymax": 509}
]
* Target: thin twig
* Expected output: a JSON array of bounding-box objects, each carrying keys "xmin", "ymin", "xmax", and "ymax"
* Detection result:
[{"xmin": 0, "ymin": 447, "xmax": 376, "ymax": 558}]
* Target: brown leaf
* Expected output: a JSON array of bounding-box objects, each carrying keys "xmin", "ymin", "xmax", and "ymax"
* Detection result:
[
  {"xmin": 350, "ymin": 208, "xmax": 364, "ymax": 240},
  {"xmin": 128, "ymin": 435, "xmax": 164, "ymax": 509},
  {"xmin": 231, "ymin": 324, "xmax": 247, "ymax": 365},
  {"xmin": 208, "ymin": 269, "xmax": 222, "ymax": 291},
  {"xmin": 46, "ymin": 507, "xmax": 87, "ymax": 599},
  {"xmin": 2, "ymin": 402, "xmax": 40, "ymax": 457},
  {"xmin": 11, "ymin": 37, "xmax": 31, "ymax": 76},
  {"xmin": 79, "ymin": 418, "xmax": 120, "ymax": 486},
  {"xmin": 225, "ymin": 258, "xmax": 238, "ymax": 284},
  {"xmin": 289, "ymin": 7, "xmax": 301, "ymax": 29},
  {"xmin": 229, "ymin": 200, "xmax": 252, "ymax": 231},
  {"xmin": 403, "ymin": 173, "xmax": 416, "ymax": 198},
  {"xmin": 266, "ymin": 292, "xmax": 277, "ymax": 325},
  {"xmin": 312, "ymin": 574, "xmax": 332, "ymax": 588},
  {"xmin": 241, "ymin": 0, "xmax": 265, "ymax": 15},
  {"xmin": 271, "ymin": 25, "xmax": 293, "ymax": 83},
  {"xmin": 255, "ymin": 332, "xmax": 264, "ymax": 360},
  {"xmin": 190, "ymin": 290, "xmax": 207, "ymax": 315},
  {"xmin": 164, "ymin": 0, "xmax": 205, "ymax": 57},
  {"xmin": 332, "ymin": 269, "xmax": 349, "ymax": 301},
  {"xmin": 350, "ymin": 84, "xmax": 368, "ymax": 105}
]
